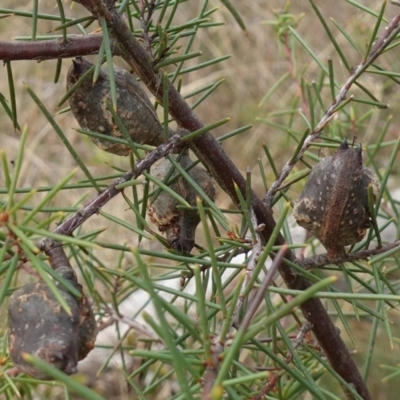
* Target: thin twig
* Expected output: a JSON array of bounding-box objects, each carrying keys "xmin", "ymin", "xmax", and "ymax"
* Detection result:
[
  {"xmin": 239, "ymin": 245, "xmax": 287, "ymax": 333},
  {"xmin": 297, "ymin": 240, "xmax": 400, "ymax": 270},
  {"xmin": 98, "ymin": 304, "xmax": 160, "ymax": 341},
  {"xmin": 38, "ymin": 133, "xmax": 182, "ymax": 247},
  {"xmin": 288, "ymin": 321, "xmax": 313, "ymax": 358},
  {"xmin": 231, "ymin": 208, "xmax": 263, "ymax": 328},
  {"xmin": 201, "ymin": 339, "xmax": 224, "ymax": 400},
  {"xmin": 138, "ymin": 0, "xmax": 153, "ymax": 56}
]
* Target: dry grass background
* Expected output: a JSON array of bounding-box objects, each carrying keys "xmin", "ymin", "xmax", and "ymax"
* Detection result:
[{"xmin": 1, "ymin": 1, "xmax": 400, "ymax": 399}]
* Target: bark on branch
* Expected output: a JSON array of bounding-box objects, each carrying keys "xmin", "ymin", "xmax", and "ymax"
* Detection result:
[{"xmin": 0, "ymin": 35, "xmax": 112, "ymax": 61}]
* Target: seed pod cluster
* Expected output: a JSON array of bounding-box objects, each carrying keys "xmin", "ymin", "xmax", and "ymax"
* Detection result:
[
  {"xmin": 8, "ymin": 241, "xmax": 97, "ymax": 379},
  {"xmin": 67, "ymin": 57, "xmax": 165, "ymax": 155},
  {"xmin": 148, "ymin": 151, "xmax": 217, "ymax": 254},
  {"xmin": 293, "ymin": 139, "xmax": 379, "ymax": 258}
]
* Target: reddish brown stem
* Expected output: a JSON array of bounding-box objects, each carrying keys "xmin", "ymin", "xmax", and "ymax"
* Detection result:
[{"xmin": 0, "ymin": 35, "xmax": 113, "ymax": 61}]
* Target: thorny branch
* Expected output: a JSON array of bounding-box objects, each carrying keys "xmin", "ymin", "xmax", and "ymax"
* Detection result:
[{"xmin": 264, "ymin": 13, "xmax": 400, "ymax": 205}]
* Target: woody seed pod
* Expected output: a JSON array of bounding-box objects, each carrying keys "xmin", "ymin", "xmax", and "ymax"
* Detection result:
[
  {"xmin": 67, "ymin": 57, "xmax": 165, "ymax": 155},
  {"xmin": 293, "ymin": 139, "xmax": 379, "ymax": 258},
  {"xmin": 148, "ymin": 151, "xmax": 217, "ymax": 253},
  {"xmin": 8, "ymin": 241, "xmax": 97, "ymax": 379}
]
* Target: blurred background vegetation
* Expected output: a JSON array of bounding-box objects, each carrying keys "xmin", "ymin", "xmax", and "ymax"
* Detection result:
[{"xmin": 1, "ymin": 1, "xmax": 400, "ymax": 399}]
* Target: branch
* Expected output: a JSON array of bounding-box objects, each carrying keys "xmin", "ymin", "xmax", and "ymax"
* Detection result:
[
  {"xmin": 231, "ymin": 208, "xmax": 263, "ymax": 328},
  {"xmin": 263, "ymin": 13, "xmax": 400, "ymax": 205},
  {"xmin": 201, "ymin": 339, "xmax": 224, "ymax": 400},
  {"xmin": 298, "ymin": 240, "xmax": 400, "ymax": 270},
  {"xmin": 0, "ymin": 35, "xmax": 115, "ymax": 61},
  {"xmin": 58, "ymin": 1, "xmax": 372, "ymax": 397},
  {"xmin": 38, "ymin": 133, "xmax": 182, "ymax": 248},
  {"xmin": 238, "ymin": 246, "xmax": 286, "ymax": 333},
  {"xmin": 98, "ymin": 304, "xmax": 160, "ymax": 341}
]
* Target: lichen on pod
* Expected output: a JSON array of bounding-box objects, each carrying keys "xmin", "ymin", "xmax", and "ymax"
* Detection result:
[
  {"xmin": 67, "ymin": 57, "xmax": 166, "ymax": 155},
  {"xmin": 293, "ymin": 139, "xmax": 380, "ymax": 259},
  {"xmin": 148, "ymin": 150, "xmax": 217, "ymax": 254},
  {"xmin": 8, "ymin": 240, "xmax": 97, "ymax": 379}
]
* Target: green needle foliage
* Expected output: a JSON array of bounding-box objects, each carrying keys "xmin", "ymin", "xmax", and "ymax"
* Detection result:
[{"xmin": 1, "ymin": 1, "xmax": 400, "ymax": 399}]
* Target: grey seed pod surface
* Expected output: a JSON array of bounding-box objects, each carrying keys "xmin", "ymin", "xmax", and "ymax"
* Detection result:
[
  {"xmin": 67, "ymin": 57, "xmax": 165, "ymax": 155},
  {"xmin": 148, "ymin": 152, "xmax": 217, "ymax": 253},
  {"xmin": 8, "ymin": 265, "xmax": 97, "ymax": 379},
  {"xmin": 293, "ymin": 139, "xmax": 379, "ymax": 258}
]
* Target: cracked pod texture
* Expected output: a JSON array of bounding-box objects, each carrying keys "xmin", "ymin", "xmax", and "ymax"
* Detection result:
[
  {"xmin": 148, "ymin": 152, "xmax": 217, "ymax": 253},
  {"xmin": 293, "ymin": 139, "xmax": 379, "ymax": 258},
  {"xmin": 8, "ymin": 265, "xmax": 97, "ymax": 379},
  {"xmin": 67, "ymin": 57, "xmax": 165, "ymax": 155}
]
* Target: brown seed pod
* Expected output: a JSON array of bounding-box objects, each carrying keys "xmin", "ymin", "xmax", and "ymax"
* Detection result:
[
  {"xmin": 148, "ymin": 151, "xmax": 217, "ymax": 253},
  {"xmin": 67, "ymin": 57, "xmax": 165, "ymax": 155},
  {"xmin": 8, "ymin": 241, "xmax": 97, "ymax": 379},
  {"xmin": 293, "ymin": 139, "xmax": 379, "ymax": 258}
]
